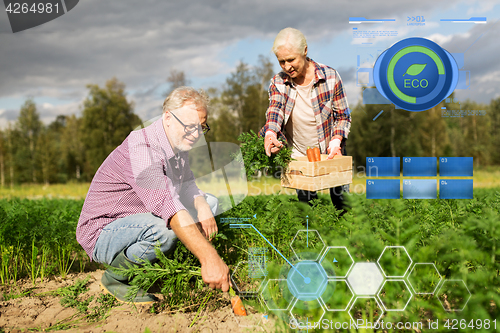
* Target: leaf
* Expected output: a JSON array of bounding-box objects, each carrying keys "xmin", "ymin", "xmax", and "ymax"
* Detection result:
[
  {"xmin": 234, "ymin": 131, "xmax": 293, "ymax": 180},
  {"xmin": 403, "ymin": 63, "xmax": 426, "ymax": 76}
]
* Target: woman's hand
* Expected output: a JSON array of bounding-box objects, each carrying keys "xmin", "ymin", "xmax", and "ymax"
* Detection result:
[{"xmin": 264, "ymin": 132, "xmax": 283, "ymax": 157}]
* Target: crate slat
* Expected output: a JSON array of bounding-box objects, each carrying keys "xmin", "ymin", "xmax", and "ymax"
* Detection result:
[
  {"xmin": 288, "ymin": 155, "xmax": 352, "ymax": 177},
  {"xmin": 281, "ymin": 155, "xmax": 353, "ymax": 191},
  {"xmin": 281, "ymin": 170, "xmax": 352, "ymax": 191}
]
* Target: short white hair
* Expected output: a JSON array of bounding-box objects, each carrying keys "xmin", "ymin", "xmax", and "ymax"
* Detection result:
[
  {"xmin": 272, "ymin": 27, "xmax": 307, "ymax": 56},
  {"xmin": 162, "ymin": 86, "xmax": 209, "ymax": 114}
]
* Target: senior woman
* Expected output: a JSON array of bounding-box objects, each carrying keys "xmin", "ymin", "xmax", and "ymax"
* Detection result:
[{"xmin": 259, "ymin": 27, "xmax": 351, "ymax": 212}]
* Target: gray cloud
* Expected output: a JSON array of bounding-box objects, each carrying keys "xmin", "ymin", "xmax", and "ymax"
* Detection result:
[
  {"xmin": 0, "ymin": 0, "xmax": 457, "ymax": 92},
  {"xmin": 0, "ymin": 109, "xmax": 19, "ymax": 122},
  {"xmin": 438, "ymin": 20, "xmax": 500, "ymax": 103},
  {"xmin": 0, "ymin": 0, "xmax": 496, "ymax": 125},
  {"xmin": 337, "ymin": 67, "xmax": 357, "ymax": 85}
]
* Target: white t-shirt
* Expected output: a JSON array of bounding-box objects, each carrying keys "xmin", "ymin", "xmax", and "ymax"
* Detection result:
[{"xmin": 285, "ymin": 79, "xmax": 319, "ymax": 158}]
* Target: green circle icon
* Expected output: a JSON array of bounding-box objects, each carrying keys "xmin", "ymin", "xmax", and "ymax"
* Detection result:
[{"xmin": 387, "ymin": 46, "xmax": 444, "ymax": 103}]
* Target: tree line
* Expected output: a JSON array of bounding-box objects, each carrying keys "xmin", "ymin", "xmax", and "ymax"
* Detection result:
[
  {"xmin": 0, "ymin": 78, "xmax": 141, "ymax": 185},
  {"xmin": 349, "ymin": 96, "xmax": 500, "ymax": 168},
  {"xmin": 1, "ymin": 56, "xmax": 499, "ymax": 185}
]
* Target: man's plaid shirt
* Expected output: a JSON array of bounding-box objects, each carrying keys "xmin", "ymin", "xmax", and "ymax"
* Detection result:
[{"xmin": 259, "ymin": 59, "xmax": 351, "ymax": 154}]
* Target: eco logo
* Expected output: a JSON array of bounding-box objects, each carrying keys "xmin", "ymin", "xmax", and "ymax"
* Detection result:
[
  {"xmin": 373, "ymin": 38, "xmax": 459, "ymax": 112},
  {"xmin": 3, "ymin": 0, "xmax": 79, "ymax": 33}
]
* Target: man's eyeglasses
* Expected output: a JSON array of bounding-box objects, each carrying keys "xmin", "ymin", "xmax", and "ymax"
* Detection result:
[{"xmin": 170, "ymin": 112, "xmax": 210, "ymax": 135}]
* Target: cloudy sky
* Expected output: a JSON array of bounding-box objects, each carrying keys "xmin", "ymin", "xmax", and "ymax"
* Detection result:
[{"xmin": 0, "ymin": 0, "xmax": 499, "ymax": 128}]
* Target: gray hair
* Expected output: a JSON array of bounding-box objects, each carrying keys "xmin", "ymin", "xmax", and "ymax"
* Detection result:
[
  {"xmin": 162, "ymin": 86, "xmax": 209, "ymax": 113},
  {"xmin": 272, "ymin": 27, "xmax": 307, "ymax": 56}
]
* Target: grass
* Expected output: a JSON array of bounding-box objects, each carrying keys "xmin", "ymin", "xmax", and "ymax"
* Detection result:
[
  {"xmin": 0, "ymin": 198, "xmax": 93, "ymax": 299},
  {"xmin": 0, "ymin": 166, "xmax": 499, "ymax": 199},
  {"xmin": 239, "ymin": 190, "xmax": 499, "ymax": 330},
  {"xmin": 0, "ymin": 182, "xmax": 90, "ymax": 200},
  {"xmin": 108, "ymin": 188, "xmax": 499, "ymax": 332},
  {"xmin": 0, "ymin": 171, "xmax": 499, "ymax": 331}
]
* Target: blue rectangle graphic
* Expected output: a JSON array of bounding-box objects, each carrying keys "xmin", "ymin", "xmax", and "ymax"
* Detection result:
[
  {"xmin": 403, "ymin": 157, "xmax": 437, "ymax": 176},
  {"xmin": 366, "ymin": 157, "xmax": 400, "ymax": 177},
  {"xmin": 439, "ymin": 179, "xmax": 473, "ymax": 199},
  {"xmin": 349, "ymin": 17, "xmax": 396, "ymax": 23},
  {"xmin": 440, "ymin": 17, "xmax": 486, "ymax": 23},
  {"xmin": 439, "ymin": 157, "xmax": 473, "ymax": 177},
  {"xmin": 366, "ymin": 179, "xmax": 400, "ymax": 199},
  {"xmin": 403, "ymin": 179, "xmax": 437, "ymax": 199}
]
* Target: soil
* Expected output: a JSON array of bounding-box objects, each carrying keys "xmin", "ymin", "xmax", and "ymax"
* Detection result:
[{"xmin": 0, "ymin": 270, "xmax": 277, "ymax": 333}]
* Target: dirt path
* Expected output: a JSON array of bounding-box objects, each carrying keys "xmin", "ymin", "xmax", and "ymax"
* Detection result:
[{"xmin": 0, "ymin": 270, "xmax": 276, "ymax": 333}]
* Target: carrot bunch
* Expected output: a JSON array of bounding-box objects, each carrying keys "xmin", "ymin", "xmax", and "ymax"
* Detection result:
[
  {"xmin": 229, "ymin": 286, "xmax": 247, "ymax": 316},
  {"xmin": 306, "ymin": 146, "xmax": 321, "ymax": 162}
]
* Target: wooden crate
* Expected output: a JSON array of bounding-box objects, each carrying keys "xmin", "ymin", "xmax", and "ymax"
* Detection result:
[{"xmin": 281, "ymin": 155, "xmax": 352, "ymax": 191}]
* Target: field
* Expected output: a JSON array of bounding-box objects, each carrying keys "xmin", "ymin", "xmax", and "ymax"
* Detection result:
[
  {"xmin": 2, "ymin": 166, "xmax": 499, "ymax": 200},
  {"xmin": 0, "ymin": 180, "xmax": 499, "ymax": 332}
]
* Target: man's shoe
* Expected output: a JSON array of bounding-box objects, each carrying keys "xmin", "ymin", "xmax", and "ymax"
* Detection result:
[{"xmin": 100, "ymin": 250, "xmax": 157, "ymax": 304}]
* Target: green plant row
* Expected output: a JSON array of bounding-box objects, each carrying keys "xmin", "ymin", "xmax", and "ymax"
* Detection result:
[
  {"xmin": 1, "ymin": 189, "xmax": 499, "ymax": 331},
  {"xmin": 112, "ymin": 188, "xmax": 500, "ymax": 331},
  {"xmin": 0, "ymin": 199, "xmax": 87, "ymax": 294},
  {"xmin": 217, "ymin": 189, "xmax": 500, "ymax": 331}
]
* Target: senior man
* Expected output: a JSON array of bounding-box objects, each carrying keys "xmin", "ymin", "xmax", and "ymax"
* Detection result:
[
  {"xmin": 77, "ymin": 87, "xmax": 230, "ymax": 304},
  {"xmin": 259, "ymin": 27, "xmax": 351, "ymax": 211}
]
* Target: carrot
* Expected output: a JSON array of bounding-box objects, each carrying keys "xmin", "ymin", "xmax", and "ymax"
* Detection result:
[
  {"xmin": 231, "ymin": 295, "xmax": 247, "ymax": 316},
  {"xmin": 312, "ymin": 147, "xmax": 321, "ymax": 161},
  {"xmin": 306, "ymin": 147, "xmax": 315, "ymax": 162},
  {"xmin": 230, "ymin": 287, "xmax": 247, "ymax": 316}
]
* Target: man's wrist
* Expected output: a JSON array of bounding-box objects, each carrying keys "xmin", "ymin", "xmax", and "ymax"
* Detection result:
[
  {"xmin": 170, "ymin": 211, "xmax": 217, "ymax": 263},
  {"xmin": 198, "ymin": 246, "xmax": 220, "ymax": 266},
  {"xmin": 194, "ymin": 195, "xmax": 210, "ymax": 210}
]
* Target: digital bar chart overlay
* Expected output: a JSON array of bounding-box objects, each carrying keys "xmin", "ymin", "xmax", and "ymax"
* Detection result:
[
  {"xmin": 439, "ymin": 157, "xmax": 473, "ymax": 177},
  {"xmin": 403, "ymin": 179, "xmax": 437, "ymax": 199},
  {"xmin": 366, "ymin": 179, "xmax": 400, "ymax": 199},
  {"xmin": 403, "ymin": 157, "xmax": 437, "ymax": 177},
  {"xmin": 366, "ymin": 157, "xmax": 400, "ymax": 177},
  {"xmin": 439, "ymin": 179, "xmax": 473, "ymax": 199},
  {"xmin": 365, "ymin": 157, "xmax": 474, "ymax": 200}
]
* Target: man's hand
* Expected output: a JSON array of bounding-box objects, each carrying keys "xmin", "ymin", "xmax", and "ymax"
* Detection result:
[
  {"xmin": 194, "ymin": 196, "xmax": 217, "ymax": 240},
  {"xmin": 264, "ymin": 131, "xmax": 283, "ymax": 157},
  {"xmin": 327, "ymin": 138, "xmax": 342, "ymax": 159},
  {"xmin": 200, "ymin": 254, "xmax": 231, "ymax": 291},
  {"xmin": 197, "ymin": 206, "xmax": 217, "ymax": 240},
  {"xmin": 170, "ymin": 210, "xmax": 230, "ymax": 291}
]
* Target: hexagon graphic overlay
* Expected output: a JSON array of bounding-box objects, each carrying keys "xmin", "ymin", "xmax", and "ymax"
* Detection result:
[
  {"xmin": 290, "ymin": 230, "xmax": 326, "ymax": 261},
  {"xmin": 349, "ymin": 296, "xmax": 385, "ymax": 328},
  {"xmin": 230, "ymin": 260, "xmax": 267, "ymax": 297},
  {"xmin": 347, "ymin": 262, "xmax": 385, "ymax": 295},
  {"xmin": 408, "ymin": 263, "xmax": 442, "ymax": 294},
  {"xmin": 287, "ymin": 260, "xmax": 328, "ymax": 301},
  {"xmin": 321, "ymin": 279, "xmax": 355, "ymax": 311},
  {"xmin": 436, "ymin": 279, "xmax": 471, "ymax": 311},
  {"xmin": 320, "ymin": 246, "xmax": 355, "ymax": 278},
  {"xmin": 260, "ymin": 279, "xmax": 294, "ymax": 311},
  {"xmin": 290, "ymin": 298, "xmax": 326, "ymax": 330},
  {"xmin": 377, "ymin": 246, "xmax": 413, "ymax": 278},
  {"xmin": 377, "ymin": 279, "xmax": 413, "ymax": 311}
]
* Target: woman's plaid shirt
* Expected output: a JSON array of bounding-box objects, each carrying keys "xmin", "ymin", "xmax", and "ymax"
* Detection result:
[{"xmin": 260, "ymin": 59, "xmax": 351, "ymax": 154}]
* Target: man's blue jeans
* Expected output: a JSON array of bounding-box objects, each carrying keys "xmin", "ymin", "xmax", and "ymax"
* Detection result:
[{"xmin": 93, "ymin": 194, "xmax": 219, "ymax": 265}]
